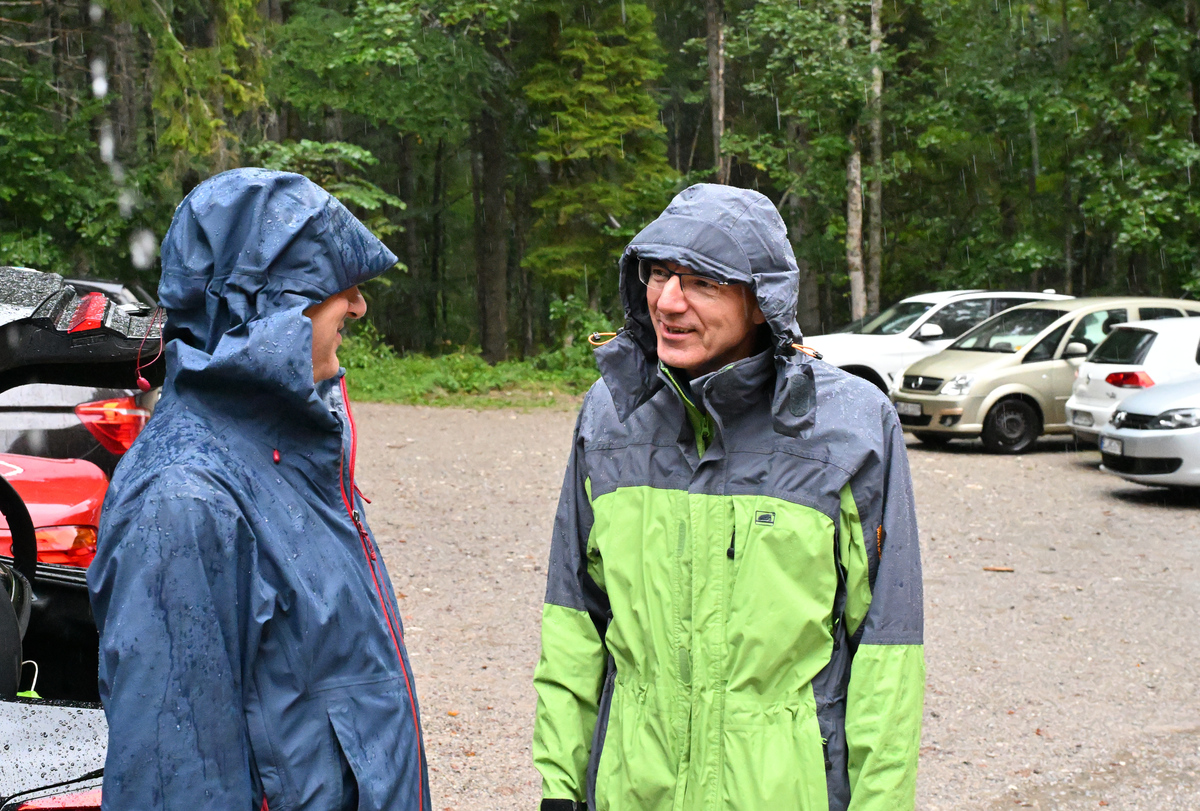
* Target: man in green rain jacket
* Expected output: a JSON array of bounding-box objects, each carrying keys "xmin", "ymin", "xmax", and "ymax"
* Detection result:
[{"xmin": 533, "ymin": 184, "xmax": 924, "ymax": 811}]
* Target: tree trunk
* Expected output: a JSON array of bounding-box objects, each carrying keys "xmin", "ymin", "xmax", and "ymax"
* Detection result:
[
  {"xmin": 846, "ymin": 132, "xmax": 866, "ymax": 322},
  {"xmin": 786, "ymin": 120, "xmax": 821, "ymax": 337},
  {"xmin": 1188, "ymin": 1, "xmax": 1200, "ymax": 143},
  {"xmin": 1028, "ymin": 110, "xmax": 1040, "ymax": 290},
  {"xmin": 705, "ymin": 0, "xmax": 728, "ymax": 183},
  {"xmin": 430, "ymin": 138, "xmax": 446, "ymax": 341},
  {"xmin": 398, "ymin": 134, "xmax": 424, "ymax": 351},
  {"xmin": 867, "ymin": 0, "xmax": 883, "ymax": 315},
  {"xmin": 472, "ymin": 107, "xmax": 508, "ymax": 364}
]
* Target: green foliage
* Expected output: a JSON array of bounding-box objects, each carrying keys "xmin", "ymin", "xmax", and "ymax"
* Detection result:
[
  {"xmin": 340, "ymin": 320, "xmax": 598, "ymax": 406},
  {"xmin": 521, "ymin": 1, "xmax": 678, "ymax": 291}
]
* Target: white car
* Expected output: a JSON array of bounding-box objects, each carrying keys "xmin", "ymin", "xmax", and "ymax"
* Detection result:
[
  {"xmin": 808, "ymin": 290, "xmax": 1072, "ymax": 391},
  {"xmin": 1098, "ymin": 375, "xmax": 1200, "ymax": 489},
  {"xmin": 1066, "ymin": 316, "xmax": 1200, "ymax": 443}
]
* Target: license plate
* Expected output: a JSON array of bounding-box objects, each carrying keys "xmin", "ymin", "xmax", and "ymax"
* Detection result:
[
  {"xmin": 895, "ymin": 401, "xmax": 923, "ymax": 417},
  {"xmin": 1100, "ymin": 437, "xmax": 1123, "ymax": 455},
  {"xmin": 1072, "ymin": 411, "xmax": 1094, "ymax": 427}
]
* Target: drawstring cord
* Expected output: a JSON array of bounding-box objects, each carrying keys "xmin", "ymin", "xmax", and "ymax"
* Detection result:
[
  {"xmin": 791, "ymin": 342, "xmax": 823, "ymax": 360},
  {"xmin": 588, "ymin": 331, "xmax": 619, "ymax": 346}
]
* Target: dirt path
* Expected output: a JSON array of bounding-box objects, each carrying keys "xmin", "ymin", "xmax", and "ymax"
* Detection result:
[{"xmin": 353, "ymin": 404, "xmax": 1200, "ymax": 810}]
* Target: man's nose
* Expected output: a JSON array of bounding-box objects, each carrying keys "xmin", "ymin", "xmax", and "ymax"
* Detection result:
[
  {"xmin": 347, "ymin": 286, "xmax": 367, "ymax": 319},
  {"xmin": 656, "ymin": 276, "xmax": 689, "ymax": 312}
]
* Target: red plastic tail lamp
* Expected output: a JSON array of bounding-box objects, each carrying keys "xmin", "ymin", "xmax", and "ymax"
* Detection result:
[
  {"xmin": 66, "ymin": 293, "xmax": 108, "ymax": 333},
  {"xmin": 15, "ymin": 787, "xmax": 102, "ymax": 809},
  {"xmin": 0, "ymin": 527, "xmax": 97, "ymax": 569},
  {"xmin": 1105, "ymin": 371, "xmax": 1155, "ymax": 388},
  {"xmin": 75, "ymin": 396, "xmax": 150, "ymax": 455}
]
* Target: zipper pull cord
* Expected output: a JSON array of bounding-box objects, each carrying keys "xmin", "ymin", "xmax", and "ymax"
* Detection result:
[
  {"xmin": 727, "ymin": 526, "xmax": 736, "ymax": 559},
  {"xmin": 352, "ymin": 509, "xmax": 376, "ymax": 560}
]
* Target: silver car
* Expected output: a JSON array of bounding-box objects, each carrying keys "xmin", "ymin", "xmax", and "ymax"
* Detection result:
[{"xmin": 1098, "ymin": 376, "xmax": 1200, "ymax": 488}]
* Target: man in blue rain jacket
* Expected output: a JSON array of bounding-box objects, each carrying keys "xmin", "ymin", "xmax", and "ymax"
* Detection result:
[{"xmin": 88, "ymin": 169, "xmax": 430, "ymax": 811}]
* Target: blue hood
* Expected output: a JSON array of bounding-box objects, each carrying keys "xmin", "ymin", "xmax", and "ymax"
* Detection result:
[
  {"xmin": 90, "ymin": 170, "xmax": 428, "ymax": 811},
  {"xmin": 159, "ymin": 168, "xmax": 396, "ymax": 421}
]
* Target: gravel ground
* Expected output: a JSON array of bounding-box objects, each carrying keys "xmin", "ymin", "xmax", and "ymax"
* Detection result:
[{"xmin": 352, "ymin": 403, "xmax": 1200, "ymax": 810}]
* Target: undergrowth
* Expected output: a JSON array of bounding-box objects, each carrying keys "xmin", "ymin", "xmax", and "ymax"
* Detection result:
[{"xmin": 339, "ymin": 322, "xmax": 603, "ymax": 408}]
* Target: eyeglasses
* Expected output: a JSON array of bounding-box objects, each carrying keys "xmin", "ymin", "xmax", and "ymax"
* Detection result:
[{"xmin": 638, "ymin": 259, "xmax": 735, "ymax": 302}]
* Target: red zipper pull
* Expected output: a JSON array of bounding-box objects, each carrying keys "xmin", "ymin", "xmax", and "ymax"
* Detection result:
[
  {"xmin": 354, "ymin": 483, "xmax": 372, "ymax": 504},
  {"xmin": 272, "ymin": 449, "xmax": 280, "ymax": 464}
]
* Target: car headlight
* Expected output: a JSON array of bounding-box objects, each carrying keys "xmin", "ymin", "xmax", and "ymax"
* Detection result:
[
  {"xmin": 1149, "ymin": 408, "xmax": 1200, "ymax": 430},
  {"xmin": 940, "ymin": 374, "xmax": 975, "ymax": 396}
]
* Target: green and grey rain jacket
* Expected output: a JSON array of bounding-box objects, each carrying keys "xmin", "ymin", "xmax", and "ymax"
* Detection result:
[{"xmin": 532, "ymin": 184, "xmax": 925, "ymax": 811}]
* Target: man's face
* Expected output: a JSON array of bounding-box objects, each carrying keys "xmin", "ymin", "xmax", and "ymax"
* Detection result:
[
  {"xmin": 304, "ymin": 285, "xmax": 367, "ymax": 382},
  {"xmin": 645, "ymin": 260, "xmax": 766, "ymax": 376}
]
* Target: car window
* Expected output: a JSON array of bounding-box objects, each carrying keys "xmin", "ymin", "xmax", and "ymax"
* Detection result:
[
  {"xmin": 1022, "ymin": 323, "xmax": 1069, "ymax": 363},
  {"xmin": 991, "ymin": 297, "xmax": 1038, "ymax": 315},
  {"xmin": 924, "ymin": 299, "xmax": 992, "ymax": 338},
  {"xmin": 1091, "ymin": 328, "xmax": 1156, "ymax": 365},
  {"xmin": 1188, "ymin": 309, "xmax": 1200, "ymax": 317},
  {"xmin": 1137, "ymin": 307, "xmax": 1184, "ymax": 321},
  {"xmin": 1069, "ymin": 308, "xmax": 1128, "ymax": 351},
  {"xmin": 856, "ymin": 301, "xmax": 934, "ymax": 335},
  {"xmin": 951, "ymin": 307, "xmax": 1067, "ymax": 352}
]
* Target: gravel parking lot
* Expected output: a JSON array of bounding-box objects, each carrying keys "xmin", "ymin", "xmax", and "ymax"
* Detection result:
[{"xmin": 353, "ymin": 403, "xmax": 1200, "ymax": 810}]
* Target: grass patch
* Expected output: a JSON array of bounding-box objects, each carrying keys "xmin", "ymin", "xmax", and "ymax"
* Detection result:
[{"xmin": 340, "ymin": 325, "xmax": 601, "ymax": 408}]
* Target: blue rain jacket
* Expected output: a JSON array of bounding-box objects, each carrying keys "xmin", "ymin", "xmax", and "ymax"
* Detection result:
[{"xmin": 88, "ymin": 169, "xmax": 429, "ymax": 811}]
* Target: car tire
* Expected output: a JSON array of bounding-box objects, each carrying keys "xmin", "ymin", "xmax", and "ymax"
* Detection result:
[
  {"xmin": 982, "ymin": 399, "xmax": 1041, "ymax": 454},
  {"xmin": 913, "ymin": 431, "xmax": 952, "ymax": 446}
]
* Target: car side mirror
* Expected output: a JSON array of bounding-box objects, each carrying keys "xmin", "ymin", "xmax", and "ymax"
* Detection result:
[
  {"xmin": 914, "ymin": 322, "xmax": 945, "ymax": 341},
  {"xmin": 1063, "ymin": 341, "xmax": 1089, "ymax": 359}
]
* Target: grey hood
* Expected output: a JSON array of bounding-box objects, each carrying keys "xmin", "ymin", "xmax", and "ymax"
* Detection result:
[{"xmin": 594, "ymin": 183, "xmax": 812, "ymax": 432}]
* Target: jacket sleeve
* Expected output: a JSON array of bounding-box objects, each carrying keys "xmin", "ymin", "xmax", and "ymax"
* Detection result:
[
  {"xmin": 532, "ymin": 409, "xmax": 609, "ymax": 809},
  {"xmin": 88, "ymin": 467, "xmax": 258, "ymax": 811},
  {"xmin": 841, "ymin": 405, "xmax": 926, "ymax": 810}
]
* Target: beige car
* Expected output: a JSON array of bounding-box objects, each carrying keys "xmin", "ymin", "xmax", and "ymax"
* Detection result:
[{"xmin": 891, "ymin": 297, "xmax": 1200, "ymax": 452}]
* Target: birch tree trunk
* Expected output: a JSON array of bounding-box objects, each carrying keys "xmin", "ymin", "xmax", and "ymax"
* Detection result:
[
  {"xmin": 867, "ymin": 0, "xmax": 883, "ymax": 315},
  {"xmin": 847, "ymin": 132, "xmax": 866, "ymax": 322},
  {"xmin": 705, "ymin": 0, "xmax": 729, "ymax": 183},
  {"xmin": 787, "ymin": 119, "xmax": 821, "ymax": 337}
]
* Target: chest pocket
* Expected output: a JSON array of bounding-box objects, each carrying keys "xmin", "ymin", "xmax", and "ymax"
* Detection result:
[{"xmin": 724, "ymin": 497, "xmax": 838, "ymax": 696}]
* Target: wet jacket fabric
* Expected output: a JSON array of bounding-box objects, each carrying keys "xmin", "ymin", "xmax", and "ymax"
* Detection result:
[
  {"xmin": 88, "ymin": 169, "xmax": 429, "ymax": 811},
  {"xmin": 532, "ymin": 184, "xmax": 924, "ymax": 811}
]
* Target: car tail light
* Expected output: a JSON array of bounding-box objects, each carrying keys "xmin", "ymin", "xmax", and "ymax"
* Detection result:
[
  {"xmin": 67, "ymin": 292, "xmax": 108, "ymax": 333},
  {"xmin": 0, "ymin": 527, "xmax": 98, "ymax": 569},
  {"xmin": 1104, "ymin": 371, "xmax": 1154, "ymax": 388},
  {"xmin": 75, "ymin": 396, "xmax": 150, "ymax": 454},
  {"xmin": 15, "ymin": 787, "xmax": 102, "ymax": 808}
]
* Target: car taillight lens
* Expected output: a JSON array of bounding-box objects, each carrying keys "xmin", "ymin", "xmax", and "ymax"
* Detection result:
[
  {"xmin": 1104, "ymin": 371, "xmax": 1154, "ymax": 388},
  {"xmin": 0, "ymin": 527, "xmax": 97, "ymax": 569},
  {"xmin": 75, "ymin": 396, "xmax": 150, "ymax": 454},
  {"xmin": 15, "ymin": 787, "xmax": 102, "ymax": 808},
  {"xmin": 67, "ymin": 292, "xmax": 108, "ymax": 333}
]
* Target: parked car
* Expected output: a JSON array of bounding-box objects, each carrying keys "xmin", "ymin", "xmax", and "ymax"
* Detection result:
[
  {"xmin": 0, "ymin": 267, "xmax": 162, "ymax": 807},
  {"xmin": 1098, "ymin": 375, "xmax": 1200, "ymax": 489},
  {"xmin": 807, "ymin": 289, "xmax": 1071, "ymax": 391},
  {"xmin": 891, "ymin": 297, "xmax": 1200, "ymax": 453},
  {"xmin": 1065, "ymin": 317, "xmax": 1200, "ymax": 443},
  {"xmin": 0, "ymin": 270, "xmax": 157, "ymax": 478},
  {"xmin": 1, "ymin": 479, "xmax": 104, "ymax": 811}
]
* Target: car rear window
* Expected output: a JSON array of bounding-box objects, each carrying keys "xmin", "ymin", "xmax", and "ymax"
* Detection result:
[
  {"xmin": 1138, "ymin": 307, "xmax": 1185, "ymax": 320},
  {"xmin": 1091, "ymin": 328, "xmax": 1156, "ymax": 364}
]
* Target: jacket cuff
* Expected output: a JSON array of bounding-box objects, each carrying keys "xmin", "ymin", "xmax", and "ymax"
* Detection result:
[{"xmin": 540, "ymin": 801, "xmax": 584, "ymax": 811}]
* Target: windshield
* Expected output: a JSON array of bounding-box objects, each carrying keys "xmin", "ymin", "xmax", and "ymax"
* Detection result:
[
  {"xmin": 951, "ymin": 307, "xmax": 1067, "ymax": 353},
  {"xmin": 852, "ymin": 301, "xmax": 934, "ymax": 335}
]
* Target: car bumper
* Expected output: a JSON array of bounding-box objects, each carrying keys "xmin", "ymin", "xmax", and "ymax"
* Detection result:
[
  {"xmin": 891, "ymin": 392, "xmax": 986, "ymax": 435},
  {"xmin": 1064, "ymin": 399, "xmax": 1116, "ymax": 443},
  {"xmin": 1098, "ymin": 425, "xmax": 1200, "ymax": 487}
]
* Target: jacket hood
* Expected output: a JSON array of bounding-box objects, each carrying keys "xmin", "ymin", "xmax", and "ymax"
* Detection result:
[
  {"xmin": 158, "ymin": 168, "xmax": 396, "ymax": 425},
  {"xmin": 595, "ymin": 184, "xmax": 812, "ymax": 431}
]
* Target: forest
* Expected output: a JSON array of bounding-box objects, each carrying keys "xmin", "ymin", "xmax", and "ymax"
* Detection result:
[{"xmin": 3, "ymin": 0, "xmax": 1200, "ymax": 365}]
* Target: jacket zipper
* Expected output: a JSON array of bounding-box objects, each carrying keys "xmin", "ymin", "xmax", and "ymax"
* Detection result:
[
  {"xmin": 338, "ymin": 378, "xmax": 425, "ymax": 811},
  {"xmin": 726, "ymin": 527, "xmax": 736, "ymax": 559}
]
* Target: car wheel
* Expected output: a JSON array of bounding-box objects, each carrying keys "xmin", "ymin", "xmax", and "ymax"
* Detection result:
[
  {"xmin": 982, "ymin": 399, "xmax": 1041, "ymax": 454},
  {"xmin": 913, "ymin": 431, "xmax": 952, "ymax": 446}
]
